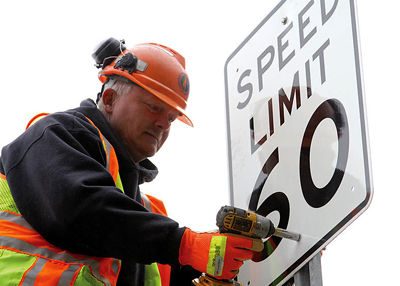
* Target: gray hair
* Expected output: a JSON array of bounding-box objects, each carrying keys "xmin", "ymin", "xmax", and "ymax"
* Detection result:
[{"xmin": 97, "ymin": 77, "xmax": 136, "ymax": 110}]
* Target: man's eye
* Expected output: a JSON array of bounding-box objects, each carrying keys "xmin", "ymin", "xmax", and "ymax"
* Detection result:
[{"xmin": 149, "ymin": 104, "xmax": 158, "ymax": 113}]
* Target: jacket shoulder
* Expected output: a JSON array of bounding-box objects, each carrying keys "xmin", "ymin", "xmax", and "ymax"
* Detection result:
[{"xmin": 1, "ymin": 111, "xmax": 104, "ymax": 174}]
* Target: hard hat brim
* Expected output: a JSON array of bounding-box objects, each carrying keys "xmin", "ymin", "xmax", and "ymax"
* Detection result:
[{"xmin": 100, "ymin": 72, "xmax": 193, "ymax": 127}]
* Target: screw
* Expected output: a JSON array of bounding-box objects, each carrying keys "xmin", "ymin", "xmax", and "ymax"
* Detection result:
[{"xmin": 282, "ymin": 17, "xmax": 288, "ymax": 25}]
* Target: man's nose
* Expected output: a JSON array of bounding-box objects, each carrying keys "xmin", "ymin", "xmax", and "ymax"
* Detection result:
[{"xmin": 156, "ymin": 113, "xmax": 171, "ymax": 131}]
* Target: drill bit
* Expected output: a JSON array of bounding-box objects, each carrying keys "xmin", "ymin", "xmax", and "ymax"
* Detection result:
[{"xmin": 273, "ymin": 228, "xmax": 301, "ymax": 241}]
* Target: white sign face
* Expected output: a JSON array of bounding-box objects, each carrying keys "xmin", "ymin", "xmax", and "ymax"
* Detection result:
[{"xmin": 224, "ymin": 0, "xmax": 372, "ymax": 285}]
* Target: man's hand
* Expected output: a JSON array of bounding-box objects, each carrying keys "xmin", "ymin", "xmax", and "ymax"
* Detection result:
[{"xmin": 179, "ymin": 228, "xmax": 263, "ymax": 280}]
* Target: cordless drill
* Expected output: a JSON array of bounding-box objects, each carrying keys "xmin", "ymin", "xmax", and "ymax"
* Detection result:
[{"xmin": 192, "ymin": 206, "xmax": 301, "ymax": 286}]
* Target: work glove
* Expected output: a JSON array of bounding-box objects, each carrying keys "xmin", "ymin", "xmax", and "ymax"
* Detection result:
[{"xmin": 179, "ymin": 228, "xmax": 264, "ymax": 280}]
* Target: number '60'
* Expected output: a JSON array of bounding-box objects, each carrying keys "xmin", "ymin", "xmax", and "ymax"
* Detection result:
[{"xmin": 249, "ymin": 98, "xmax": 349, "ymax": 261}]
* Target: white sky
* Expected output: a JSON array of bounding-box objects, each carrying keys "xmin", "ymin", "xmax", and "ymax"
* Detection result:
[{"xmin": 1, "ymin": 1, "xmax": 398, "ymax": 285}]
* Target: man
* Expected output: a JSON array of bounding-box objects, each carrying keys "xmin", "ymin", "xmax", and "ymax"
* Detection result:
[{"xmin": 0, "ymin": 38, "xmax": 262, "ymax": 285}]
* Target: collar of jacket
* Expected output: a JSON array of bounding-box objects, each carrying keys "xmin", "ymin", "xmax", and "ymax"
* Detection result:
[{"xmin": 73, "ymin": 98, "xmax": 159, "ymax": 184}]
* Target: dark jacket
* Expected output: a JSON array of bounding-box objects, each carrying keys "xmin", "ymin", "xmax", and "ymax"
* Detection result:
[{"xmin": 0, "ymin": 99, "xmax": 196, "ymax": 285}]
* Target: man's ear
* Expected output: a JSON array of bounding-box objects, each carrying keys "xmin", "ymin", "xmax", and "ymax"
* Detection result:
[{"xmin": 102, "ymin": 89, "xmax": 117, "ymax": 114}]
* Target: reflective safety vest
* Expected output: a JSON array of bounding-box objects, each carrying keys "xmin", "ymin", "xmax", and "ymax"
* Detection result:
[
  {"xmin": 0, "ymin": 208, "xmax": 120, "ymax": 286},
  {"xmin": 141, "ymin": 194, "xmax": 171, "ymax": 286},
  {"xmin": 0, "ymin": 114, "xmax": 163, "ymax": 286},
  {"xmin": 0, "ymin": 114, "xmax": 122, "ymax": 285}
]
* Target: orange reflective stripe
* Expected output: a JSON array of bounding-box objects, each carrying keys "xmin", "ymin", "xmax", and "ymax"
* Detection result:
[
  {"xmin": 108, "ymin": 146, "xmax": 119, "ymax": 184},
  {"xmin": 140, "ymin": 194, "xmax": 170, "ymax": 286},
  {"xmin": 141, "ymin": 193, "xmax": 152, "ymax": 212},
  {"xmin": 0, "ymin": 211, "xmax": 118, "ymax": 286},
  {"xmin": 84, "ymin": 117, "xmax": 107, "ymax": 156},
  {"xmin": 0, "ymin": 173, "xmax": 5, "ymax": 180},
  {"xmin": 157, "ymin": 264, "xmax": 171, "ymax": 286},
  {"xmin": 0, "ymin": 212, "xmax": 89, "ymax": 260},
  {"xmin": 99, "ymin": 257, "xmax": 120, "ymax": 286},
  {"xmin": 144, "ymin": 194, "xmax": 168, "ymax": 216},
  {"xmin": 16, "ymin": 114, "xmax": 121, "ymax": 285},
  {"xmin": 35, "ymin": 260, "xmax": 74, "ymax": 285},
  {"xmin": 102, "ymin": 138, "xmax": 119, "ymax": 185},
  {"xmin": 20, "ymin": 257, "xmax": 72, "ymax": 286},
  {"xmin": 85, "ymin": 117, "xmax": 120, "ymax": 185},
  {"xmin": 25, "ymin": 114, "xmax": 120, "ymax": 187},
  {"xmin": 56, "ymin": 264, "xmax": 81, "ymax": 286},
  {"xmin": 25, "ymin": 113, "xmax": 50, "ymax": 130},
  {"xmin": 36, "ymin": 260, "xmax": 71, "ymax": 285},
  {"xmin": 0, "ymin": 214, "xmax": 70, "ymax": 255}
]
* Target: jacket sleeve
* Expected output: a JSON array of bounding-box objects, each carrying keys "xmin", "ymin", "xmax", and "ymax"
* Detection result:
[{"xmin": 1, "ymin": 112, "xmax": 184, "ymax": 266}]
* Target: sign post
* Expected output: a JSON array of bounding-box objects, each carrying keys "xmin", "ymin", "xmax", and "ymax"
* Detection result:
[
  {"xmin": 224, "ymin": 0, "xmax": 372, "ymax": 285},
  {"xmin": 294, "ymin": 252, "xmax": 323, "ymax": 286}
]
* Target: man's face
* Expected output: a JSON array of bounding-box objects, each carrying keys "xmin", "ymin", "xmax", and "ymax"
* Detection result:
[{"xmin": 104, "ymin": 84, "xmax": 179, "ymax": 162}]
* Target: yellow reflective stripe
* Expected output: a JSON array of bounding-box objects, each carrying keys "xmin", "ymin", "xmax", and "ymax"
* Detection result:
[
  {"xmin": 140, "ymin": 194, "xmax": 163, "ymax": 286},
  {"xmin": 0, "ymin": 175, "xmax": 20, "ymax": 214},
  {"xmin": 115, "ymin": 173, "xmax": 124, "ymax": 193},
  {"xmin": 207, "ymin": 236, "xmax": 227, "ymax": 277},
  {"xmin": 144, "ymin": 263, "xmax": 162, "ymax": 286}
]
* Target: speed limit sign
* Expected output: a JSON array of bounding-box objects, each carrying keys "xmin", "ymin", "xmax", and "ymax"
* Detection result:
[{"xmin": 224, "ymin": 0, "xmax": 372, "ymax": 285}]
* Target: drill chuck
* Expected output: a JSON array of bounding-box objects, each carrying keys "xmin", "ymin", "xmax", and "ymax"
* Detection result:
[{"xmin": 251, "ymin": 214, "xmax": 275, "ymax": 239}]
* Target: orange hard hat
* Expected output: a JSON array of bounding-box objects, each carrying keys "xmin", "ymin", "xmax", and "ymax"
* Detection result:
[{"xmin": 93, "ymin": 38, "xmax": 192, "ymax": 127}]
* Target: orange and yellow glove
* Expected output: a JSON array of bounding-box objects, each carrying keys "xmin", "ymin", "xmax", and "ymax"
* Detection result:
[{"xmin": 179, "ymin": 228, "xmax": 264, "ymax": 280}]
